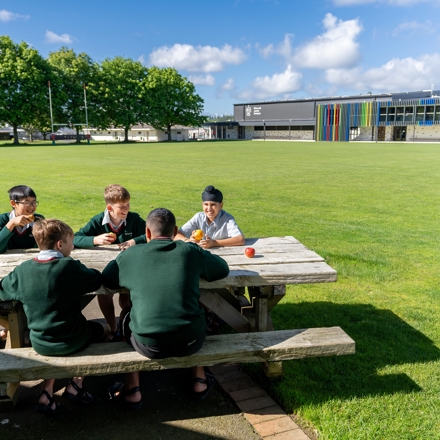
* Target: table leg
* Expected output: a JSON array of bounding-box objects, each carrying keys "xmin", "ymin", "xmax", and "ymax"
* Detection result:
[{"xmin": 200, "ymin": 289, "xmax": 250, "ymax": 333}]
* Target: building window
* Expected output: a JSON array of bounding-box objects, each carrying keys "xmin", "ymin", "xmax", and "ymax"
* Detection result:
[
  {"xmin": 177, "ymin": 131, "xmax": 181, "ymax": 134},
  {"xmin": 379, "ymin": 107, "xmax": 387, "ymax": 123},
  {"xmin": 435, "ymin": 106, "xmax": 440, "ymax": 122},
  {"xmin": 416, "ymin": 106, "xmax": 424, "ymax": 122},
  {"xmin": 426, "ymin": 106, "xmax": 434, "ymax": 121},
  {"xmin": 138, "ymin": 132, "xmax": 142, "ymax": 134},
  {"xmin": 405, "ymin": 106, "xmax": 413, "ymax": 123},
  {"xmin": 396, "ymin": 107, "xmax": 404, "ymax": 122},
  {"xmin": 386, "ymin": 108, "xmax": 395, "ymax": 123}
]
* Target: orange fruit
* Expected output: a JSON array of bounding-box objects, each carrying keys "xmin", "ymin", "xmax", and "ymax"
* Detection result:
[{"xmin": 193, "ymin": 230, "xmax": 203, "ymax": 241}]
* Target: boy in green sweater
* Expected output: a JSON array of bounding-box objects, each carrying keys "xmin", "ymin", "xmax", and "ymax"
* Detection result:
[
  {"xmin": 0, "ymin": 185, "xmax": 44, "ymax": 254},
  {"xmin": 74, "ymin": 184, "xmax": 146, "ymax": 340},
  {"xmin": 0, "ymin": 219, "xmax": 107, "ymax": 415},
  {"xmin": 102, "ymin": 208, "xmax": 229, "ymax": 409},
  {"xmin": 0, "ymin": 185, "xmax": 45, "ymax": 345}
]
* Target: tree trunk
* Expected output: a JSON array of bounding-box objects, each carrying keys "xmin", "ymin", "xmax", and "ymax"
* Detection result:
[
  {"xmin": 76, "ymin": 126, "xmax": 81, "ymax": 144},
  {"xmin": 167, "ymin": 124, "xmax": 172, "ymax": 142},
  {"xmin": 12, "ymin": 124, "xmax": 19, "ymax": 145},
  {"xmin": 124, "ymin": 127, "xmax": 129, "ymax": 143}
]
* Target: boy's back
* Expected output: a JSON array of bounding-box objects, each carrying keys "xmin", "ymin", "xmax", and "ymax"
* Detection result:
[{"xmin": 0, "ymin": 256, "xmax": 102, "ymax": 355}]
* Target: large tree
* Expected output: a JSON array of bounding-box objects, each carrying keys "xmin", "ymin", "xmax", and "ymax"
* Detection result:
[
  {"xmin": 48, "ymin": 47, "xmax": 98, "ymax": 143},
  {"xmin": 144, "ymin": 67, "xmax": 206, "ymax": 141},
  {"xmin": 92, "ymin": 57, "xmax": 149, "ymax": 142},
  {"xmin": 0, "ymin": 36, "xmax": 54, "ymax": 144}
]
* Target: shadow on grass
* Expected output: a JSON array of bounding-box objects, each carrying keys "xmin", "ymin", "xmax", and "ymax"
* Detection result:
[{"xmin": 252, "ymin": 301, "xmax": 439, "ymax": 408}]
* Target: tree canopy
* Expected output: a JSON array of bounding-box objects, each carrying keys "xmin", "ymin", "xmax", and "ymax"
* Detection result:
[
  {"xmin": 0, "ymin": 36, "xmax": 54, "ymax": 144},
  {"xmin": 144, "ymin": 67, "xmax": 207, "ymax": 141},
  {"xmin": 0, "ymin": 37, "xmax": 207, "ymax": 144}
]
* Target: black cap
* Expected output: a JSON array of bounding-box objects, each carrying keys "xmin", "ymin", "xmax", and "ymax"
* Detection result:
[{"xmin": 202, "ymin": 185, "xmax": 223, "ymax": 203}]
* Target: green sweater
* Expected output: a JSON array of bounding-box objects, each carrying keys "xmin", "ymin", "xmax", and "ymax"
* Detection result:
[
  {"xmin": 0, "ymin": 257, "xmax": 102, "ymax": 356},
  {"xmin": 102, "ymin": 239, "xmax": 229, "ymax": 346},
  {"xmin": 0, "ymin": 212, "xmax": 44, "ymax": 254},
  {"xmin": 73, "ymin": 211, "xmax": 146, "ymax": 248}
]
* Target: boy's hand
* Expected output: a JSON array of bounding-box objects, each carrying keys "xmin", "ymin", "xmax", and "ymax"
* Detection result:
[
  {"xmin": 6, "ymin": 215, "xmax": 34, "ymax": 231},
  {"xmin": 118, "ymin": 239, "xmax": 135, "ymax": 250},
  {"xmin": 199, "ymin": 235, "xmax": 217, "ymax": 249},
  {"xmin": 93, "ymin": 233, "xmax": 117, "ymax": 246}
]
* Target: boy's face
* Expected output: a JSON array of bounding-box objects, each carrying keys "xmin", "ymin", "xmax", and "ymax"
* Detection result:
[
  {"xmin": 202, "ymin": 201, "xmax": 223, "ymax": 222},
  {"xmin": 108, "ymin": 200, "xmax": 130, "ymax": 221},
  {"xmin": 58, "ymin": 234, "xmax": 74, "ymax": 258},
  {"xmin": 10, "ymin": 197, "xmax": 38, "ymax": 217}
]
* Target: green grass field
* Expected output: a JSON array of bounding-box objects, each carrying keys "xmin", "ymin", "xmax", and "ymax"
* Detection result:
[{"xmin": 1, "ymin": 140, "xmax": 440, "ymax": 439}]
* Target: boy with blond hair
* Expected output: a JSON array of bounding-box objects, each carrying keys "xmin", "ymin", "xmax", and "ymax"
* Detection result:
[
  {"xmin": 0, "ymin": 219, "xmax": 106, "ymax": 414},
  {"xmin": 73, "ymin": 184, "xmax": 146, "ymax": 340}
]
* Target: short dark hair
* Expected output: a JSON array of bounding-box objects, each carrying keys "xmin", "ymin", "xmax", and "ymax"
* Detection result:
[
  {"xmin": 32, "ymin": 219, "xmax": 74, "ymax": 250},
  {"xmin": 8, "ymin": 185, "xmax": 36, "ymax": 201},
  {"xmin": 146, "ymin": 208, "xmax": 176, "ymax": 237}
]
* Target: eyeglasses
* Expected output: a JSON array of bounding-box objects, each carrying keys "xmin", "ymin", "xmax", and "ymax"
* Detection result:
[{"xmin": 14, "ymin": 200, "xmax": 39, "ymax": 207}]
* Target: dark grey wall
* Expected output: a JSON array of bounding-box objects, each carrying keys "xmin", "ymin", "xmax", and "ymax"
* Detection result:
[{"xmin": 234, "ymin": 101, "xmax": 315, "ymax": 121}]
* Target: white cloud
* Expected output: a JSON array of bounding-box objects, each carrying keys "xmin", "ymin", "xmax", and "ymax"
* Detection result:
[
  {"xmin": 257, "ymin": 34, "xmax": 295, "ymax": 60},
  {"xmin": 149, "ymin": 44, "xmax": 247, "ymax": 72},
  {"xmin": 392, "ymin": 20, "xmax": 435, "ymax": 36},
  {"xmin": 188, "ymin": 74, "xmax": 215, "ymax": 86},
  {"xmin": 138, "ymin": 54, "xmax": 146, "ymax": 64},
  {"xmin": 293, "ymin": 13, "xmax": 362, "ymax": 69},
  {"xmin": 221, "ymin": 78, "xmax": 235, "ymax": 91},
  {"xmin": 333, "ymin": 0, "xmax": 432, "ymax": 5},
  {"xmin": 45, "ymin": 30, "xmax": 73, "ymax": 44},
  {"xmin": 325, "ymin": 53, "xmax": 440, "ymax": 92},
  {"xmin": 239, "ymin": 65, "xmax": 302, "ymax": 100},
  {"xmin": 0, "ymin": 9, "xmax": 30, "ymax": 22}
]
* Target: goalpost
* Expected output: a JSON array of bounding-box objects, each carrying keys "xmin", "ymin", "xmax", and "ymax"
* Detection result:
[{"xmin": 48, "ymin": 81, "xmax": 90, "ymax": 145}]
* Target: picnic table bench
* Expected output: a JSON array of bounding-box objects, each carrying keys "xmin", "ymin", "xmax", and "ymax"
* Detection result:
[{"xmin": 0, "ymin": 236, "xmax": 354, "ymax": 411}]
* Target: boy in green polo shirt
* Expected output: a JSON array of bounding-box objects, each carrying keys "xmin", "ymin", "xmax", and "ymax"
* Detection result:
[
  {"xmin": 73, "ymin": 184, "xmax": 146, "ymax": 341},
  {"xmin": 0, "ymin": 219, "xmax": 107, "ymax": 414}
]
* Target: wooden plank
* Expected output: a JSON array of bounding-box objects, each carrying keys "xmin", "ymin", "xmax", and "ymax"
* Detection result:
[
  {"xmin": 0, "ymin": 327, "xmax": 355, "ymax": 382},
  {"xmin": 200, "ymin": 262, "xmax": 337, "ymax": 288},
  {"xmin": 200, "ymin": 289, "xmax": 250, "ymax": 333},
  {"xmin": 209, "ymin": 243, "xmax": 316, "ymax": 256}
]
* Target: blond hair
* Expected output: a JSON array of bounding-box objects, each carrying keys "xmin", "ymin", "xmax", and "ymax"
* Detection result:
[
  {"xmin": 32, "ymin": 219, "xmax": 74, "ymax": 250},
  {"xmin": 104, "ymin": 184, "xmax": 130, "ymax": 205}
]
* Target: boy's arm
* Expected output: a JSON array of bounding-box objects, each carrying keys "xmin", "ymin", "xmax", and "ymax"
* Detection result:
[
  {"xmin": 174, "ymin": 215, "xmax": 200, "ymax": 241},
  {"xmin": 73, "ymin": 259, "xmax": 103, "ymax": 294},
  {"xmin": 102, "ymin": 259, "xmax": 121, "ymax": 290},
  {"xmin": 0, "ymin": 272, "xmax": 19, "ymax": 301},
  {"xmin": 73, "ymin": 215, "xmax": 106, "ymax": 248},
  {"xmin": 198, "ymin": 247, "xmax": 230, "ymax": 282},
  {"xmin": 200, "ymin": 235, "xmax": 245, "ymax": 249}
]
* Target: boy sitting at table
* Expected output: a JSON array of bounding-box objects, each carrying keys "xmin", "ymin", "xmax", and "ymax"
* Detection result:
[
  {"xmin": 174, "ymin": 185, "xmax": 245, "ymax": 249},
  {"xmin": 73, "ymin": 184, "xmax": 146, "ymax": 341},
  {"xmin": 0, "ymin": 185, "xmax": 45, "ymax": 345},
  {"xmin": 0, "ymin": 219, "xmax": 107, "ymax": 415},
  {"xmin": 0, "ymin": 185, "xmax": 44, "ymax": 254},
  {"xmin": 102, "ymin": 208, "xmax": 230, "ymax": 409}
]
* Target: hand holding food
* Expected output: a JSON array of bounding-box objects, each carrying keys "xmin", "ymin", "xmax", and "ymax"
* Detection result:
[{"xmin": 192, "ymin": 229, "xmax": 204, "ymax": 241}]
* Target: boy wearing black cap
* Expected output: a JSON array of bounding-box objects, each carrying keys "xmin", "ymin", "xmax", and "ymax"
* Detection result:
[{"xmin": 175, "ymin": 185, "xmax": 244, "ymax": 249}]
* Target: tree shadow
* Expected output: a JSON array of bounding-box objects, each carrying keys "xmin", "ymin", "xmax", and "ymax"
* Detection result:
[{"xmin": 258, "ymin": 301, "xmax": 440, "ymax": 406}]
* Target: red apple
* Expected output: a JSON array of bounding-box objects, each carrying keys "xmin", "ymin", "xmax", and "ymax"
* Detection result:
[{"xmin": 245, "ymin": 247, "xmax": 255, "ymax": 258}]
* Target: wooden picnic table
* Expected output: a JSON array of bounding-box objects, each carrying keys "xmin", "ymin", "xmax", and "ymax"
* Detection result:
[{"xmin": 0, "ymin": 236, "xmax": 337, "ymax": 349}]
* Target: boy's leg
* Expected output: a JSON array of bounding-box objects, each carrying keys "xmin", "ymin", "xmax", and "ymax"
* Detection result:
[
  {"xmin": 193, "ymin": 366, "xmax": 207, "ymax": 392},
  {"xmin": 118, "ymin": 293, "xmax": 130, "ymax": 310},
  {"xmin": 37, "ymin": 379, "xmax": 57, "ymax": 409},
  {"xmin": 97, "ymin": 294, "xmax": 118, "ymax": 336},
  {"xmin": 63, "ymin": 377, "xmax": 94, "ymax": 404}
]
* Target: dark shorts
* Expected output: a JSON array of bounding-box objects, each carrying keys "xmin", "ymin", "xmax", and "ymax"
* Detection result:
[
  {"xmin": 74, "ymin": 320, "xmax": 106, "ymax": 354},
  {"xmin": 121, "ymin": 309, "xmax": 206, "ymax": 359}
]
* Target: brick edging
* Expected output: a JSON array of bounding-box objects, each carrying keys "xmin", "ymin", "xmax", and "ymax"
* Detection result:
[{"xmin": 209, "ymin": 364, "xmax": 311, "ymax": 440}]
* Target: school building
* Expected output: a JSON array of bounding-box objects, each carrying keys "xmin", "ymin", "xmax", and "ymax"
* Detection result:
[{"xmin": 207, "ymin": 89, "xmax": 440, "ymax": 142}]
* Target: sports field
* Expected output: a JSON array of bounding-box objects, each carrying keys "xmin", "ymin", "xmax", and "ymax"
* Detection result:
[{"xmin": 1, "ymin": 140, "xmax": 439, "ymax": 439}]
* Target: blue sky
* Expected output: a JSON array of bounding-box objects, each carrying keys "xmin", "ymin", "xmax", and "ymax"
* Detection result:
[{"xmin": 2, "ymin": 0, "xmax": 440, "ymax": 115}]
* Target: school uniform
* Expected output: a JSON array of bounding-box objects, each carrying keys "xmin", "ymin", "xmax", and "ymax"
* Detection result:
[
  {"xmin": 0, "ymin": 212, "xmax": 44, "ymax": 254},
  {"xmin": 73, "ymin": 211, "xmax": 146, "ymax": 248}
]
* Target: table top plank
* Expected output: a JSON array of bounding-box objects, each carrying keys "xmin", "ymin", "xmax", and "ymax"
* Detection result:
[{"xmin": 0, "ymin": 236, "xmax": 337, "ymax": 289}]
